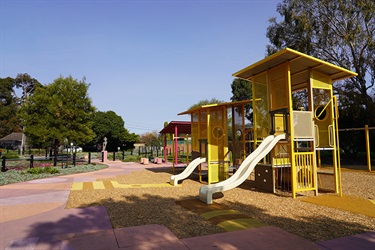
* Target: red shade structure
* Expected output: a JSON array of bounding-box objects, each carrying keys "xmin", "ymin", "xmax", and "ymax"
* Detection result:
[{"xmin": 159, "ymin": 121, "xmax": 191, "ymax": 167}]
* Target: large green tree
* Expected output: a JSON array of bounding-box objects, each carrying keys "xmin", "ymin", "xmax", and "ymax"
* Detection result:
[
  {"xmin": 0, "ymin": 77, "xmax": 20, "ymax": 138},
  {"xmin": 266, "ymin": 0, "xmax": 375, "ymax": 126},
  {"xmin": 19, "ymin": 76, "xmax": 95, "ymax": 162},
  {"xmin": 90, "ymin": 111, "xmax": 138, "ymax": 152}
]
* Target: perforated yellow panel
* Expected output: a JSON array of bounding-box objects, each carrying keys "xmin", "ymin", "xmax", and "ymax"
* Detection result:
[
  {"xmin": 253, "ymin": 72, "xmax": 269, "ymax": 139},
  {"xmin": 269, "ymin": 63, "xmax": 288, "ymax": 110},
  {"xmin": 191, "ymin": 112, "xmax": 199, "ymax": 152}
]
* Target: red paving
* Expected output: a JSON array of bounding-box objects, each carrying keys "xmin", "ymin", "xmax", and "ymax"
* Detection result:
[{"xmin": 1, "ymin": 160, "xmax": 373, "ymax": 249}]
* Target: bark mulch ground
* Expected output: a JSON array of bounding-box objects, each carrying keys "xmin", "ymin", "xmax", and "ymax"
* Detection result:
[{"xmin": 66, "ymin": 165, "xmax": 375, "ymax": 242}]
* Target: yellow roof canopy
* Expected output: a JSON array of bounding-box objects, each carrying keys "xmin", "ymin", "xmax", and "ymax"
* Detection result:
[
  {"xmin": 178, "ymin": 99, "xmax": 252, "ymax": 116},
  {"xmin": 233, "ymin": 48, "xmax": 357, "ymax": 89}
]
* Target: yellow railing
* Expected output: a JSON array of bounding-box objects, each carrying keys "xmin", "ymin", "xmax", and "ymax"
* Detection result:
[{"xmin": 294, "ymin": 152, "xmax": 315, "ymax": 191}]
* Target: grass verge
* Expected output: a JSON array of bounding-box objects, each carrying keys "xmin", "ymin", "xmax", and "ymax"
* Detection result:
[{"xmin": 0, "ymin": 164, "xmax": 108, "ymax": 186}]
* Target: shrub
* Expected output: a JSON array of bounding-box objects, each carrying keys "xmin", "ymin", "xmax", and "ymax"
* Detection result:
[
  {"xmin": 27, "ymin": 168, "xmax": 43, "ymax": 174},
  {"xmin": 2, "ymin": 152, "xmax": 20, "ymax": 159},
  {"xmin": 122, "ymin": 155, "xmax": 141, "ymax": 162},
  {"xmin": 27, "ymin": 166, "xmax": 60, "ymax": 174}
]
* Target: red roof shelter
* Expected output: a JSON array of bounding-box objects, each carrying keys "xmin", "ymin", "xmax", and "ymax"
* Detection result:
[{"xmin": 159, "ymin": 121, "xmax": 191, "ymax": 166}]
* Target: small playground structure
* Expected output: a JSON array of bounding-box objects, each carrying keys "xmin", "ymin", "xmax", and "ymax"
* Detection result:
[
  {"xmin": 176, "ymin": 100, "xmax": 253, "ymax": 184},
  {"xmin": 160, "ymin": 121, "xmax": 192, "ymax": 171},
  {"xmin": 171, "ymin": 48, "xmax": 358, "ymax": 204}
]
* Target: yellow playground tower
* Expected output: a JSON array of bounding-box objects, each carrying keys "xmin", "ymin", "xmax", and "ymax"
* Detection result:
[{"xmin": 233, "ymin": 48, "xmax": 357, "ymax": 198}]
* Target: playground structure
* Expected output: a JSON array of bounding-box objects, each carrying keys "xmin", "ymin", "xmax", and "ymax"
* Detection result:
[
  {"xmin": 199, "ymin": 48, "xmax": 358, "ymax": 203},
  {"xmin": 171, "ymin": 48, "xmax": 358, "ymax": 204},
  {"xmin": 176, "ymin": 100, "xmax": 253, "ymax": 184},
  {"xmin": 160, "ymin": 121, "xmax": 192, "ymax": 171}
]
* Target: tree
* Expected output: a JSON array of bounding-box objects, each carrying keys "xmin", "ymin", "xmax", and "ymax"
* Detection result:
[
  {"xmin": 19, "ymin": 76, "xmax": 95, "ymax": 163},
  {"xmin": 230, "ymin": 78, "xmax": 252, "ymax": 121},
  {"xmin": 0, "ymin": 77, "xmax": 20, "ymax": 138},
  {"xmin": 266, "ymin": 0, "xmax": 375, "ymax": 127},
  {"xmin": 140, "ymin": 130, "xmax": 162, "ymax": 147},
  {"xmin": 90, "ymin": 111, "xmax": 138, "ymax": 152},
  {"xmin": 163, "ymin": 121, "xmax": 172, "ymax": 141},
  {"xmin": 13, "ymin": 73, "xmax": 42, "ymax": 105},
  {"xmin": 188, "ymin": 98, "xmax": 225, "ymax": 110}
]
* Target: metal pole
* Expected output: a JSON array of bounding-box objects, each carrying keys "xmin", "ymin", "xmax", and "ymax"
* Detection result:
[
  {"xmin": 88, "ymin": 152, "xmax": 91, "ymax": 164},
  {"xmin": 365, "ymin": 125, "xmax": 371, "ymax": 172}
]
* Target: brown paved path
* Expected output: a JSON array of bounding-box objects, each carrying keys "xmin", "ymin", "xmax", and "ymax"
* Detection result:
[{"xmin": 0, "ymin": 160, "xmax": 373, "ymax": 249}]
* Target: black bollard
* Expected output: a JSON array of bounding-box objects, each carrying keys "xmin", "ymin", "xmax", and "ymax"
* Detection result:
[
  {"xmin": 88, "ymin": 152, "xmax": 91, "ymax": 164},
  {"xmin": 30, "ymin": 155, "xmax": 34, "ymax": 168},
  {"xmin": 73, "ymin": 153, "xmax": 76, "ymax": 167},
  {"xmin": 101, "ymin": 151, "xmax": 104, "ymax": 163},
  {"xmin": 1, "ymin": 156, "xmax": 6, "ymax": 172},
  {"xmin": 54, "ymin": 154, "xmax": 57, "ymax": 167},
  {"xmin": 113, "ymin": 152, "xmax": 116, "ymax": 161}
]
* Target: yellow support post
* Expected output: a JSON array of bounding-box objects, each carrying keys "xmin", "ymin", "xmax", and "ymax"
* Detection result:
[
  {"xmin": 286, "ymin": 61, "xmax": 297, "ymax": 198},
  {"xmin": 365, "ymin": 125, "xmax": 371, "ymax": 172},
  {"xmin": 333, "ymin": 96, "xmax": 342, "ymax": 197},
  {"xmin": 207, "ymin": 111, "xmax": 212, "ymax": 184}
]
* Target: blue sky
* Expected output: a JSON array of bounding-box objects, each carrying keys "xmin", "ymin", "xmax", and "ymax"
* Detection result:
[{"xmin": 1, "ymin": 0, "xmax": 280, "ymax": 135}]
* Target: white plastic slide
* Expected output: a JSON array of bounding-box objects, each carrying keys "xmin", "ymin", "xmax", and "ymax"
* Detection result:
[
  {"xmin": 199, "ymin": 134, "xmax": 286, "ymax": 204},
  {"xmin": 170, "ymin": 157, "xmax": 206, "ymax": 186}
]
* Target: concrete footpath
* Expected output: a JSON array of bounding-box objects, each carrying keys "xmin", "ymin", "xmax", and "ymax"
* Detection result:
[{"xmin": 0, "ymin": 160, "xmax": 374, "ymax": 250}]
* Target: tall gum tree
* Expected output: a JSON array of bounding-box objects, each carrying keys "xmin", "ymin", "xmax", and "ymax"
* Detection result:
[{"xmin": 266, "ymin": 0, "xmax": 375, "ymax": 126}]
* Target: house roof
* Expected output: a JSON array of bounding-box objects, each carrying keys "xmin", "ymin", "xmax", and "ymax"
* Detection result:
[
  {"xmin": 159, "ymin": 121, "xmax": 191, "ymax": 135},
  {"xmin": 0, "ymin": 132, "xmax": 23, "ymax": 141},
  {"xmin": 232, "ymin": 48, "xmax": 357, "ymax": 90}
]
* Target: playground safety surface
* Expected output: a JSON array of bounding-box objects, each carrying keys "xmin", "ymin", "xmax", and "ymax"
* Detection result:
[
  {"xmin": 1, "ymin": 160, "xmax": 374, "ymax": 249},
  {"xmin": 301, "ymin": 194, "xmax": 375, "ymax": 218}
]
